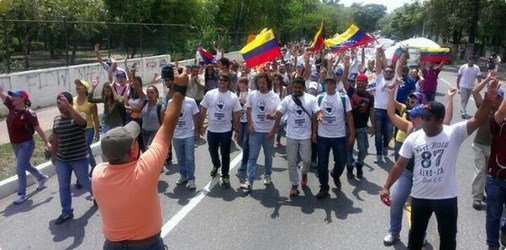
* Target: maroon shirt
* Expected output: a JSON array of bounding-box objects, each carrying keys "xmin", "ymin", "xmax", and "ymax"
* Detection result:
[
  {"xmin": 488, "ymin": 116, "xmax": 506, "ymax": 179},
  {"xmin": 4, "ymin": 98, "xmax": 39, "ymax": 144}
]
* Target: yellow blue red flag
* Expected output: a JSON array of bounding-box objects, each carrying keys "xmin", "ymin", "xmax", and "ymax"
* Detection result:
[
  {"xmin": 240, "ymin": 29, "xmax": 282, "ymax": 67},
  {"xmin": 324, "ymin": 24, "xmax": 374, "ymax": 53},
  {"xmin": 419, "ymin": 48, "xmax": 450, "ymax": 62}
]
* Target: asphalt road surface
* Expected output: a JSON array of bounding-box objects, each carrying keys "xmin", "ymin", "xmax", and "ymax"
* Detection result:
[{"xmin": 0, "ymin": 69, "xmax": 490, "ymax": 250}]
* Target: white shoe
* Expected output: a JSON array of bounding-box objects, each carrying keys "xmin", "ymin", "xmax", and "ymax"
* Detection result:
[
  {"xmin": 240, "ymin": 181, "xmax": 252, "ymax": 190},
  {"xmin": 13, "ymin": 195, "xmax": 27, "ymax": 204},
  {"xmin": 263, "ymin": 175, "xmax": 272, "ymax": 185},
  {"xmin": 186, "ymin": 179, "xmax": 196, "ymax": 189},
  {"xmin": 176, "ymin": 176, "xmax": 188, "ymax": 185},
  {"xmin": 36, "ymin": 175, "xmax": 49, "ymax": 190},
  {"xmin": 383, "ymin": 234, "xmax": 399, "ymax": 245}
]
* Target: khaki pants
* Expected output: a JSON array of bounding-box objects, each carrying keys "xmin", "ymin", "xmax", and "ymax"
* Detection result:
[
  {"xmin": 286, "ymin": 138, "xmax": 312, "ymax": 186},
  {"xmin": 472, "ymin": 142, "xmax": 491, "ymax": 201}
]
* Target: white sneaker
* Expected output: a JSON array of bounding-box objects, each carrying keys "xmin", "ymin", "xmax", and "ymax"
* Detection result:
[
  {"xmin": 13, "ymin": 195, "xmax": 27, "ymax": 204},
  {"xmin": 176, "ymin": 176, "xmax": 188, "ymax": 185},
  {"xmin": 240, "ymin": 181, "xmax": 252, "ymax": 190},
  {"xmin": 36, "ymin": 175, "xmax": 49, "ymax": 190},
  {"xmin": 186, "ymin": 180, "xmax": 196, "ymax": 189},
  {"xmin": 383, "ymin": 234, "xmax": 399, "ymax": 245},
  {"xmin": 263, "ymin": 175, "xmax": 272, "ymax": 185}
]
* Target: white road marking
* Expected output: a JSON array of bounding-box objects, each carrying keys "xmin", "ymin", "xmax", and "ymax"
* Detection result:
[{"xmin": 160, "ymin": 153, "xmax": 243, "ymax": 237}]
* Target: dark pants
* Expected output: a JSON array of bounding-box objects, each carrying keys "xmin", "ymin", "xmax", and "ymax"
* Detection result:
[
  {"xmin": 103, "ymin": 236, "xmax": 165, "ymax": 250},
  {"xmin": 408, "ymin": 197, "xmax": 458, "ymax": 250},
  {"xmin": 207, "ymin": 130, "xmax": 233, "ymax": 177},
  {"xmin": 485, "ymin": 175, "xmax": 506, "ymax": 247},
  {"xmin": 317, "ymin": 136, "xmax": 347, "ymax": 190},
  {"xmin": 239, "ymin": 122, "xmax": 249, "ymax": 170}
]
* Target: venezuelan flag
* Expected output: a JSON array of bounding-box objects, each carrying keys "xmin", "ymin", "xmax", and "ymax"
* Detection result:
[
  {"xmin": 392, "ymin": 47, "xmax": 402, "ymax": 63},
  {"xmin": 240, "ymin": 29, "xmax": 282, "ymax": 67},
  {"xmin": 310, "ymin": 21, "xmax": 325, "ymax": 52},
  {"xmin": 324, "ymin": 24, "xmax": 374, "ymax": 53},
  {"xmin": 198, "ymin": 48, "xmax": 215, "ymax": 64},
  {"xmin": 419, "ymin": 48, "xmax": 450, "ymax": 63}
]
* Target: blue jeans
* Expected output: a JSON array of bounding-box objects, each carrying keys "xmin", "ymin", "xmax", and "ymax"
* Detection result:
[
  {"xmin": 246, "ymin": 132, "xmax": 274, "ymax": 183},
  {"xmin": 55, "ymin": 158, "xmax": 92, "ymax": 215},
  {"xmin": 12, "ymin": 140, "xmax": 45, "ymax": 196},
  {"xmin": 388, "ymin": 168, "xmax": 413, "ymax": 236},
  {"xmin": 103, "ymin": 236, "xmax": 165, "ymax": 250},
  {"xmin": 142, "ymin": 130, "xmax": 157, "ymax": 150},
  {"xmin": 409, "ymin": 197, "xmax": 458, "ymax": 250},
  {"xmin": 317, "ymin": 136, "xmax": 347, "ymax": 190},
  {"xmin": 347, "ymin": 127, "xmax": 369, "ymax": 166},
  {"xmin": 239, "ymin": 122, "xmax": 249, "ymax": 171},
  {"xmin": 173, "ymin": 136, "xmax": 196, "ymax": 180},
  {"xmin": 207, "ymin": 131, "xmax": 232, "ymax": 177},
  {"xmin": 374, "ymin": 109, "xmax": 393, "ymax": 156},
  {"xmin": 485, "ymin": 175, "xmax": 506, "ymax": 247},
  {"xmin": 85, "ymin": 128, "xmax": 97, "ymax": 168}
]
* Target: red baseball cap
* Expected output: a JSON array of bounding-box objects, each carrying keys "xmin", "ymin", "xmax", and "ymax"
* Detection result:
[{"xmin": 8, "ymin": 90, "xmax": 30, "ymax": 101}]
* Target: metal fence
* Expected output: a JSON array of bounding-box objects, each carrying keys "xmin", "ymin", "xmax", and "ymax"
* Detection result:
[{"xmin": 0, "ymin": 18, "xmax": 245, "ymax": 74}]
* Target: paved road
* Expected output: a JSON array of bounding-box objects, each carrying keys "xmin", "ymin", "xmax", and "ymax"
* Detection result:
[{"xmin": 0, "ymin": 70, "xmax": 489, "ymax": 249}]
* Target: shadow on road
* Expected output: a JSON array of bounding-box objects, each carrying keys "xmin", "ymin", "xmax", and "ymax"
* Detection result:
[
  {"xmin": 48, "ymin": 205, "xmax": 98, "ymax": 250},
  {"xmin": 0, "ymin": 192, "xmax": 53, "ymax": 217}
]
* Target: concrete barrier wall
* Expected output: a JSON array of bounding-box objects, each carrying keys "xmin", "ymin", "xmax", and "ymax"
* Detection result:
[{"xmin": 0, "ymin": 51, "xmax": 243, "ymax": 116}]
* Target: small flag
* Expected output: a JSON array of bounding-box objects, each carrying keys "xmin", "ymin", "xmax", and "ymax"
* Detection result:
[
  {"xmin": 240, "ymin": 29, "xmax": 282, "ymax": 67},
  {"xmin": 392, "ymin": 47, "xmax": 402, "ymax": 64},
  {"xmin": 310, "ymin": 21, "xmax": 325, "ymax": 52},
  {"xmin": 198, "ymin": 48, "xmax": 215, "ymax": 64},
  {"xmin": 324, "ymin": 24, "xmax": 374, "ymax": 54},
  {"xmin": 419, "ymin": 48, "xmax": 451, "ymax": 63}
]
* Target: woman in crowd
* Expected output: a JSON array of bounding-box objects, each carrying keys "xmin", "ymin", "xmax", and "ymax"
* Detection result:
[
  {"xmin": 237, "ymin": 77, "xmax": 250, "ymax": 172},
  {"xmin": 140, "ymin": 85, "xmax": 164, "ymax": 150},
  {"xmin": 204, "ymin": 65, "xmax": 218, "ymax": 93},
  {"xmin": 87, "ymin": 77, "xmax": 125, "ymax": 136},
  {"xmin": 272, "ymin": 73, "xmax": 288, "ymax": 147},
  {"xmin": 0, "ymin": 87, "xmax": 50, "ymax": 204}
]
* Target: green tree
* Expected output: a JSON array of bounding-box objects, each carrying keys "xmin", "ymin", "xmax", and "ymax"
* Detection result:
[{"xmin": 350, "ymin": 3, "xmax": 387, "ymax": 32}]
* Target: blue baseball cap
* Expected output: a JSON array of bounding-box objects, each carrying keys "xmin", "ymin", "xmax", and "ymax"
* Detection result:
[
  {"xmin": 409, "ymin": 92, "xmax": 424, "ymax": 103},
  {"xmin": 498, "ymin": 88, "xmax": 504, "ymax": 99},
  {"xmin": 334, "ymin": 67, "xmax": 344, "ymax": 76},
  {"xmin": 407, "ymin": 104, "xmax": 424, "ymax": 118}
]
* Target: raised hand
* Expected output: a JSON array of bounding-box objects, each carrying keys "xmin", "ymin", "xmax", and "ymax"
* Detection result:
[{"xmin": 448, "ymin": 86, "xmax": 457, "ymax": 97}]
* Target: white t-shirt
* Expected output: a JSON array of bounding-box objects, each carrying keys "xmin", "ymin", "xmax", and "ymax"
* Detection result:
[
  {"xmin": 399, "ymin": 121, "xmax": 469, "ymax": 199},
  {"xmin": 171, "ymin": 97, "xmax": 199, "ymax": 139},
  {"xmin": 200, "ymin": 89, "xmax": 241, "ymax": 133},
  {"xmin": 278, "ymin": 93, "xmax": 320, "ymax": 140},
  {"xmin": 374, "ymin": 72, "xmax": 396, "ymax": 110},
  {"xmin": 316, "ymin": 92, "xmax": 352, "ymax": 138},
  {"xmin": 246, "ymin": 90, "xmax": 281, "ymax": 133},
  {"xmin": 458, "ymin": 64, "xmax": 481, "ymax": 89}
]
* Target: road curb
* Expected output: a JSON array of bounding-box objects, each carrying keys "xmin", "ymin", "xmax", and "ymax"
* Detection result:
[{"xmin": 0, "ymin": 142, "xmax": 102, "ymax": 201}]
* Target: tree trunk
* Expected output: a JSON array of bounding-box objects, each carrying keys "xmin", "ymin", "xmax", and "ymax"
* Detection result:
[
  {"xmin": 22, "ymin": 35, "xmax": 30, "ymax": 70},
  {"xmin": 71, "ymin": 43, "xmax": 77, "ymax": 65},
  {"xmin": 467, "ymin": 0, "xmax": 480, "ymax": 44}
]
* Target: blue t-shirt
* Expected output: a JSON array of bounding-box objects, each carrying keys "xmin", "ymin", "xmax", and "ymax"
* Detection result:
[{"xmin": 395, "ymin": 76, "xmax": 416, "ymax": 104}]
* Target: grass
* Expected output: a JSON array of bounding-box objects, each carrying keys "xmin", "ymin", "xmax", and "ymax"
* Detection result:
[{"xmin": 0, "ymin": 135, "xmax": 49, "ymax": 181}]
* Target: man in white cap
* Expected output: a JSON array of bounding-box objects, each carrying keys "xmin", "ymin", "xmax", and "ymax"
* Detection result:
[{"xmin": 92, "ymin": 63, "xmax": 188, "ymax": 250}]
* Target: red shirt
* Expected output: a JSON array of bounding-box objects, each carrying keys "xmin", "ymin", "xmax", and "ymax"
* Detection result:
[
  {"xmin": 488, "ymin": 116, "xmax": 506, "ymax": 179},
  {"xmin": 4, "ymin": 98, "xmax": 39, "ymax": 143}
]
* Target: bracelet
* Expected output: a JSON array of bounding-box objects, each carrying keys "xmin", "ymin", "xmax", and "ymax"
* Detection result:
[{"xmin": 173, "ymin": 84, "xmax": 187, "ymax": 95}]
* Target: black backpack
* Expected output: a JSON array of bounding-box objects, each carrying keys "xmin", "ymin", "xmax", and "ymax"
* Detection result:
[{"xmin": 487, "ymin": 58, "xmax": 496, "ymax": 70}]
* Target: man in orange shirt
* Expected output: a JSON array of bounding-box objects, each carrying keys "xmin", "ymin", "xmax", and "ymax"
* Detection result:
[{"xmin": 92, "ymin": 64, "xmax": 188, "ymax": 250}]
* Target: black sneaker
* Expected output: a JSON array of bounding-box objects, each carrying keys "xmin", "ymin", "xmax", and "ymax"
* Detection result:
[
  {"xmin": 330, "ymin": 170, "xmax": 341, "ymax": 189},
  {"xmin": 55, "ymin": 213, "xmax": 74, "ymax": 225},
  {"xmin": 75, "ymin": 182, "xmax": 83, "ymax": 190},
  {"xmin": 220, "ymin": 176, "xmax": 230, "ymax": 188},
  {"xmin": 356, "ymin": 163, "xmax": 363, "ymax": 179},
  {"xmin": 316, "ymin": 189, "xmax": 329, "ymax": 199},
  {"xmin": 210, "ymin": 166, "xmax": 219, "ymax": 177}
]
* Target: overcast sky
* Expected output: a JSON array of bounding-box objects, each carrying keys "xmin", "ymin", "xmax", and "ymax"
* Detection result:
[{"xmin": 339, "ymin": 0, "xmax": 414, "ymax": 13}]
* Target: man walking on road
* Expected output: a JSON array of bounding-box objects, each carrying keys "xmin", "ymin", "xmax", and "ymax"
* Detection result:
[
  {"xmin": 267, "ymin": 77, "xmax": 321, "ymax": 197},
  {"xmin": 380, "ymin": 80, "xmax": 497, "ymax": 250},
  {"xmin": 92, "ymin": 64, "xmax": 188, "ymax": 250},
  {"xmin": 240, "ymin": 73, "xmax": 281, "ymax": 192},
  {"xmin": 457, "ymin": 57, "xmax": 482, "ymax": 119},
  {"xmin": 199, "ymin": 74, "xmax": 241, "ymax": 188},
  {"xmin": 313, "ymin": 76, "xmax": 354, "ymax": 199}
]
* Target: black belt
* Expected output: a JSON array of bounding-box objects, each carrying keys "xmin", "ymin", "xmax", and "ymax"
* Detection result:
[{"xmin": 106, "ymin": 233, "xmax": 160, "ymax": 246}]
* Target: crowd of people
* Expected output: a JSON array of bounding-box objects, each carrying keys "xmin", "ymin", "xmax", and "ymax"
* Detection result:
[{"xmin": 1, "ymin": 41, "xmax": 506, "ymax": 250}]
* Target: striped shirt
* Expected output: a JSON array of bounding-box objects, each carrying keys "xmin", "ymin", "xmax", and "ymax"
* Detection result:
[{"xmin": 53, "ymin": 114, "xmax": 88, "ymax": 161}]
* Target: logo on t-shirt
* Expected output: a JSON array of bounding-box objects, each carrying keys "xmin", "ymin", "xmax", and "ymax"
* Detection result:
[
  {"xmin": 294, "ymin": 106, "xmax": 304, "ymax": 117},
  {"xmin": 256, "ymin": 99, "xmax": 267, "ymax": 114},
  {"xmin": 322, "ymin": 101, "xmax": 334, "ymax": 116},
  {"xmin": 215, "ymin": 97, "xmax": 225, "ymax": 111}
]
